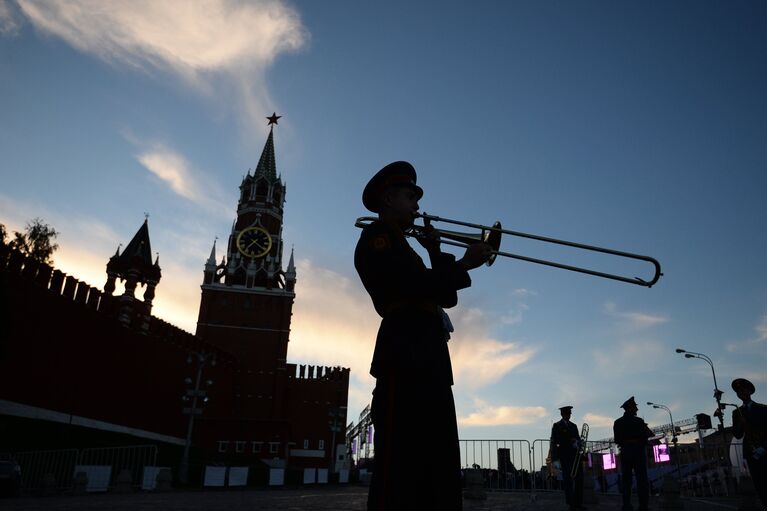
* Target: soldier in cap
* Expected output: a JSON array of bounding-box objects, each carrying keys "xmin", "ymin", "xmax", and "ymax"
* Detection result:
[
  {"xmin": 613, "ymin": 397, "xmax": 653, "ymax": 511},
  {"xmin": 354, "ymin": 161, "xmax": 492, "ymax": 510},
  {"xmin": 550, "ymin": 405, "xmax": 586, "ymax": 510},
  {"xmin": 731, "ymin": 378, "xmax": 767, "ymax": 507}
]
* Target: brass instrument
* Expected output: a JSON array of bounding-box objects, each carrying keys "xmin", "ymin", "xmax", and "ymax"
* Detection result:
[
  {"xmin": 354, "ymin": 213, "xmax": 662, "ymax": 287},
  {"xmin": 571, "ymin": 423, "xmax": 590, "ymax": 478}
]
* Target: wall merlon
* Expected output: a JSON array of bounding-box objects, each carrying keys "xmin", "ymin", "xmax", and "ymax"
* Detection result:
[
  {"xmin": 290, "ymin": 364, "xmax": 350, "ymax": 382},
  {"xmin": 21, "ymin": 258, "xmax": 39, "ymax": 281},
  {"xmin": 62, "ymin": 275, "xmax": 77, "ymax": 300},
  {"xmin": 49, "ymin": 270, "xmax": 65, "ymax": 295},
  {"xmin": 87, "ymin": 287, "xmax": 101, "ymax": 309},
  {"xmin": 35, "ymin": 264, "xmax": 53, "ymax": 288},
  {"xmin": 74, "ymin": 280, "xmax": 89, "ymax": 304}
]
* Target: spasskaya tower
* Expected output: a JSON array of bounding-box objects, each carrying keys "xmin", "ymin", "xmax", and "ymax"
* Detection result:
[{"xmin": 195, "ymin": 113, "xmax": 297, "ymax": 375}]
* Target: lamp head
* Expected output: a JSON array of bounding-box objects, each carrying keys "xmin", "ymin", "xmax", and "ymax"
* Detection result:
[
  {"xmin": 646, "ymin": 402, "xmax": 653, "ymax": 406},
  {"xmin": 685, "ymin": 353, "xmax": 695, "ymax": 358},
  {"xmin": 675, "ymin": 348, "xmax": 686, "ymax": 353}
]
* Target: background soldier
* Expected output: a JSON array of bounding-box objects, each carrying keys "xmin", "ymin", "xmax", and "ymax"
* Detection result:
[
  {"xmin": 731, "ymin": 378, "xmax": 767, "ymax": 508},
  {"xmin": 613, "ymin": 396, "xmax": 653, "ymax": 511},
  {"xmin": 354, "ymin": 161, "xmax": 491, "ymax": 510},
  {"xmin": 550, "ymin": 405, "xmax": 585, "ymax": 510}
]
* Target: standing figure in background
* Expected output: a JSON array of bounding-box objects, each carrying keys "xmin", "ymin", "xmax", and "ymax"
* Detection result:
[
  {"xmin": 731, "ymin": 378, "xmax": 767, "ymax": 508},
  {"xmin": 613, "ymin": 396, "xmax": 653, "ymax": 511},
  {"xmin": 550, "ymin": 405, "xmax": 586, "ymax": 510},
  {"xmin": 354, "ymin": 161, "xmax": 492, "ymax": 510}
]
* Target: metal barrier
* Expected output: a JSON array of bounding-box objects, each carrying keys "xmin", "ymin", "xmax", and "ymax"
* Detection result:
[
  {"xmin": 13, "ymin": 444, "xmax": 158, "ymax": 492},
  {"xmin": 458, "ymin": 440, "xmax": 533, "ymax": 491},
  {"xmin": 78, "ymin": 444, "xmax": 158, "ymax": 490},
  {"xmin": 14, "ymin": 448, "xmax": 79, "ymax": 491},
  {"xmin": 532, "ymin": 438, "xmax": 623, "ymax": 494}
]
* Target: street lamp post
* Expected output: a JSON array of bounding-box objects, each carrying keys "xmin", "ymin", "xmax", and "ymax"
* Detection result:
[
  {"xmin": 676, "ymin": 348, "xmax": 727, "ymax": 463},
  {"xmin": 328, "ymin": 406, "xmax": 347, "ymax": 475},
  {"xmin": 179, "ymin": 350, "xmax": 216, "ymax": 484},
  {"xmin": 647, "ymin": 401, "xmax": 682, "ymax": 483}
]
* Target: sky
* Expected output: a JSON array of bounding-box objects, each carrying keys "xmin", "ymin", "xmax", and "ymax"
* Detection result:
[{"xmin": 1, "ymin": 0, "xmax": 766, "ymax": 445}]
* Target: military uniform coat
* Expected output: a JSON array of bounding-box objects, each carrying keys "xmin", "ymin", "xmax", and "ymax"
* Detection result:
[
  {"xmin": 613, "ymin": 414, "xmax": 653, "ymax": 510},
  {"xmin": 355, "ymin": 219, "xmax": 471, "ymax": 511},
  {"xmin": 732, "ymin": 400, "xmax": 767, "ymax": 507},
  {"xmin": 550, "ymin": 418, "xmax": 583, "ymax": 507}
]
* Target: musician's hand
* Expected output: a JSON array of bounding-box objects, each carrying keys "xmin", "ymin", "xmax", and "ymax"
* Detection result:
[
  {"xmin": 755, "ymin": 447, "xmax": 766, "ymax": 460},
  {"xmin": 416, "ymin": 218, "xmax": 441, "ymax": 253},
  {"xmin": 459, "ymin": 242, "xmax": 493, "ymax": 270}
]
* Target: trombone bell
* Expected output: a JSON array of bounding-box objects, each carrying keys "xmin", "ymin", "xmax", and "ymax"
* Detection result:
[{"xmin": 420, "ymin": 222, "xmax": 503, "ymax": 267}]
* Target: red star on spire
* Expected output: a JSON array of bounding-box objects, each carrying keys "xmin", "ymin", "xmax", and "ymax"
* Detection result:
[{"xmin": 266, "ymin": 112, "xmax": 281, "ymax": 126}]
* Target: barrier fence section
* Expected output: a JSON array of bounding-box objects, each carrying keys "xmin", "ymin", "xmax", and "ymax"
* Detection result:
[
  {"xmin": 14, "ymin": 448, "xmax": 79, "ymax": 491},
  {"xmin": 11, "ymin": 437, "xmax": 752, "ymax": 496},
  {"xmin": 458, "ymin": 440, "xmax": 533, "ymax": 491},
  {"xmin": 532, "ymin": 437, "xmax": 751, "ymax": 498},
  {"xmin": 14, "ymin": 445, "xmax": 158, "ymax": 492},
  {"xmin": 78, "ymin": 444, "xmax": 158, "ymax": 490}
]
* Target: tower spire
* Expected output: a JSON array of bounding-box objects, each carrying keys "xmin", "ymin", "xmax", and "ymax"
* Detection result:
[{"xmin": 255, "ymin": 113, "xmax": 280, "ymax": 181}]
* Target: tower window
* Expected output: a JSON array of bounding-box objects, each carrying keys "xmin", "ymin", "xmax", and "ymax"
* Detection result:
[
  {"xmin": 217, "ymin": 441, "xmax": 229, "ymax": 453},
  {"xmin": 256, "ymin": 179, "xmax": 268, "ymax": 198}
]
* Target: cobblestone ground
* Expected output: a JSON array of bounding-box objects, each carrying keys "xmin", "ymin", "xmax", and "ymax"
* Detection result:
[{"xmin": 0, "ymin": 487, "xmax": 745, "ymax": 511}]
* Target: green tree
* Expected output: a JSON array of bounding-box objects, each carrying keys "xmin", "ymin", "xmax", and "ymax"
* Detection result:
[{"xmin": 0, "ymin": 218, "xmax": 59, "ymax": 264}]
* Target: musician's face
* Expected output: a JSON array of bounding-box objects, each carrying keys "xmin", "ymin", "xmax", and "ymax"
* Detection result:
[
  {"xmin": 561, "ymin": 409, "xmax": 571, "ymax": 420},
  {"xmin": 736, "ymin": 389, "xmax": 752, "ymax": 401},
  {"xmin": 382, "ymin": 185, "xmax": 420, "ymax": 228}
]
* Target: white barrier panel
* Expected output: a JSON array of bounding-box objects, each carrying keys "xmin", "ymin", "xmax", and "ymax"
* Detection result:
[
  {"xmin": 74, "ymin": 465, "xmax": 111, "ymax": 492},
  {"xmin": 203, "ymin": 466, "xmax": 226, "ymax": 487},
  {"xmin": 141, "ymin": 466, "xmax": 170, "ymax": 490},
  {"xmin": 317, "ymin": 468, "xmax": 328, "ymax": 484},
  {"xmin": 268, "ymin": 468, "xmax": 284, "ymax": 486},
  {"xmin": 303, "ymin": 467, "xmax": 316, "ymax": 484},
  {"xmin": 339, "ymin": 469, "xmax": 349, "ymax": 483},
  {"xmin": 228, "ymin": 467, "xmax": 249, "ymax": 486}
]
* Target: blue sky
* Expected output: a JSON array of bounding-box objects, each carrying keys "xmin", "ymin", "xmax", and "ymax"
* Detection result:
[{"xmin": 1, "ymin": 1, "xmax": 766, "ymax": 444}]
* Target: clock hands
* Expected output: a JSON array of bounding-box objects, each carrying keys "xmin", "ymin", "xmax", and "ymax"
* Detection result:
[{"xmin": 245, "ymin": 237, "xmax": 269, "ymax": 254}]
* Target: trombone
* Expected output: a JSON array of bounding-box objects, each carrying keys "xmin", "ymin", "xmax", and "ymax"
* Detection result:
[{"xmin": 354, "ymin": 213, "xmax": 662, "ymax": 288}]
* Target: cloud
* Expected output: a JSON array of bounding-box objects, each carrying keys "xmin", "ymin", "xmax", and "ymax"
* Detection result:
[
  {"xmin": 135, "ymin": 142, "xmax": 230, "ymax": 209},
  {"xmin": 0, "ymin": 0, "xmax": 22, "ymax": 36},
  {"xmin": 725, "ymin": 314, "xmax": 767, "ymax": 354},
  {"xmin": 449, "ymin": 306, "xmax": 537, "ymax": 389},
  {"xmin": 583, "ymin": 413, "xmax": 615, "ymax": 429},
  {"xmin": 138, "ymin": 148, "xmax": 200, "ymax": 201},
  {"xmin": 458, "ymin": 399, "xmax": 547, "ymax": 426},
  {"xmin": 603, "ymin": 302, "xmax": 669, "ymax": 330},
  {"xmin": 592, "ymin": 339, "xmax": 665, "ymax": 373},
  {"xmin": 122, "ymin": 132, "xmax": 231, "ymax": 217},
  {"xmin": 14, "ymin": 0, "xmax": 307, "ymax": 136},
  {"xmin": 500, "ymin": 288, "xmax": 536, "ymax": 326}
]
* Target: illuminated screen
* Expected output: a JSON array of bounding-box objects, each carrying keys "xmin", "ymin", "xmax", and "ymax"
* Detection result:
[
  {"xmin": 653, "ymin": 444, "xmax": 670, "ymax": 463},
  {"xmin": 602, "ymin": 453, "xmax": 616, "ymax": 470}
]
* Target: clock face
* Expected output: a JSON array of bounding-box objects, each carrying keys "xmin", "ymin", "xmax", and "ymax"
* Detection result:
[{"xmin": 236, "ymin": 226, "xmax": 273, "ymax": 258}]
